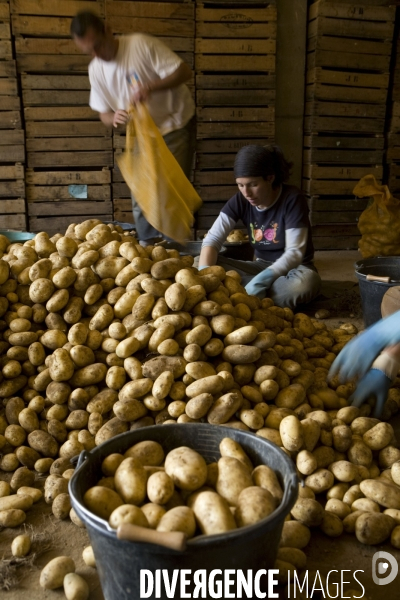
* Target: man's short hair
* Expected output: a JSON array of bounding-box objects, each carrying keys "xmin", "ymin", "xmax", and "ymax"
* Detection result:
[{"xmin": 70, "ymin": 11, "xmax": 105, "ymax": 37}]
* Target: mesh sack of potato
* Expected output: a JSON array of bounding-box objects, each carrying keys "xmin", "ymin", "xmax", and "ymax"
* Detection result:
[{"xmin": 355, "ymin": 174, "xmax": 400, "ymax": 258}]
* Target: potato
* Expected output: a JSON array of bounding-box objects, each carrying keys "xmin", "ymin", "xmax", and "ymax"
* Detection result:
[
  {"xmin": 40, "ymin": 556, "xmax": 76, "ymax": 590},
  {"xmin": 157, "ymin": 506, "xmax": 196, "ymax": 538},
  {"xmin": 109, "ymin": 504, "xmax": 149, "ymax": 529},
  {"xmin": 291, "ymin": 498, "xmax": 324, "ymax": 527},
  {"xmin": 0, "ymin": 508, "xmax": 26, "ymax": 527},
  {"xmin": 219, "ymin": 438, "xmax": 253, "ymax": 472},
  {"xmin": 63, "ymin": 573, "xmax": 90, "ymax": 600},
  {"xmin": 147, "ymin": 471, "xmax": 175, "ymax": 505},
  {"xmin": 189, "ymin": 490, "xmax": 236, "ymax": 535},
  {"xmin": 216, "ymin": 456, "xmax": 253, "ymax": 507},
  {"xmin": 236, "ymin": 486, "xmax": 277, "ymax": 526},
  {"xmin": 329, "ymin": 460, "xmax": 357, "ymax": 483},
  {"xmin": 296, "ymin": 450, "xmax": 317, "ymax": 476},
  {"xmin": 125, "ymin": 441, "xmax": 164, "ymax": 466},
  {"xmin": 114, "ymin": 457, "xmax": 147, "ymax": 505},
  {"xmin": 305, "ymin": 469, "xmax": 334, "ymax": 494},
  {"xmin": 360, "ymin": 479, "xmax": 400, "ymax": 510},
  {"xmin": 279, "ymin": 521, "xmax": 311, "ymax": 549},
  {"xmin": 11, "ymin": 533, "xmax": 31, "ymax": 557},
  {"xmin": 185, "ymin": 375, "xmax": 224, "ymax": 398},
  {"xmin": 207, "ymin": 391, "xmax": 243, "ymax": 425},
  {"xmin": 82, "ymin": 546, "xmax": 96, "ymax": 568},
  {"xmin": 363, "ymin": 422, "xmax": 394, "ymax": 450},
  {"xmin": 164, "ymin": 447, "xmax": 207, "ymax": 491},
  {"xmin": 28, "ymin": 430, "xmax": 59, "ymax": 457},
  {"xmin": 280, "ymin": 415, "xmax": 303, "ymax": 452},
  {"xmin": 83, "ymin": 486, "xmax": 123, "ymax": 520},
  {"xmin": 320, "ymin": 511, "xmax": 343, "ymax": 537},
  {"xmin": 277, "ymin": 547, "xmax": 307, "ymax": 570},
  {"xmin": 52, "ymin": 493, "xmax": 72, "ymax": 520},
  {"xmin": 221, "ymin": 344, "xmax": 261, "ymax": 364},
  {"xmin": 275, "ymin": 384, "xmax": 306, "ymax": 409},
  {"xmin": 325, "ymin": 498, "xmax": 351, "ymax": 520},
  {"xmin": 355, "ymin": 512, "xmax": 395, "ymax": 545}
]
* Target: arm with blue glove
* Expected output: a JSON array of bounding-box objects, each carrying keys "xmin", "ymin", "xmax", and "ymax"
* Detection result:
[
  {"xmin": 347, "ymin": 349, "xmax": 400, "ymax": 418},
  {"xmin": 328, "ymin": 310, "xmax": 400, "ymax": 384},
  {"xmin": 245, "ymin": 268, "xmax": 277, "ymax": 299}
]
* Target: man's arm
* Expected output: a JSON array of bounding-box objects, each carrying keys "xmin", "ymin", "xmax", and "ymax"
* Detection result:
[
  {"xmin": 132, "ymin": 63, "xmax": 192, "ymax": 103},
  {"xmin": 99, "ymin": 110, "xmax": 129, "ymax": 128}
]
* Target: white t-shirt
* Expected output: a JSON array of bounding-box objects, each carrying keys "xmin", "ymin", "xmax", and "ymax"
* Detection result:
[{"xmin": 89, "ymin": 33, "xmax": 195, "ymax": 136}]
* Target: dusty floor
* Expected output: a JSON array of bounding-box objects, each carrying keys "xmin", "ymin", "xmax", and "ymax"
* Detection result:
[{"xmin": 2, "ymin": 250, "xmax": 400, "ymax": 600}]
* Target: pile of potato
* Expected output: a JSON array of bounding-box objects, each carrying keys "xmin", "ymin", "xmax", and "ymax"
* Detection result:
[
  {"xmin": 0, "ymin": 218, "xmax": 400, "ymax": 578},
  {"xmin": 83, "ymin": 437, "xmax": 282, "ymax": 537}
]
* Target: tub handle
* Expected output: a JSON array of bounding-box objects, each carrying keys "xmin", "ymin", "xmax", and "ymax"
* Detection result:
[
  {"xmin": 75, "ymin": 450, "xmax": 90, "ymax": 470},
  {"xmin": 366, "ymin": 274, "xmax": 390, "ymax": 283},
  {"xmin": 117, "ymin": 524, "xmax": 187, "ymax": 552}
]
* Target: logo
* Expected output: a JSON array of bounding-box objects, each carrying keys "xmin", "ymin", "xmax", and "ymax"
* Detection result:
[{"xmin": 372, "ymin": 551, "xmax": 398, "ymax": 586}]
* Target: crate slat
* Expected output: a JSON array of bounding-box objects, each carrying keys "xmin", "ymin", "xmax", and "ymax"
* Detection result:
[
  {"xmin": 197, "ymin": 122, "xmax": 274, "ymax": 139},
  {"xmin": 105, "ymin": 1, "xmax": 193, "ymax": 19},
  {"xmin": 27, "ymin": 185, "xmax": 110, "ymax": 202},
  {"xmin": 0, "ymin": 181, "xmax": 25, "ymax": 198},
  {"xmin": 10, "ymin": 0, "xmax": 104, "ymax": 17},
  {"xmin": 27, "ymin": 151, "xmax": 113, "ymax": 168},
  {"xmin": 29, "ymin": 214, "xmax": 113, "ymax": 232},
  {"xmin": 28, "ymin": 200, "xmax": 113, "ymax": 216},
  {"xmin": 26, "ymin": 137, "xmax": 112, "ymax": 152},
  {"xmin": 303, "ymin": 164, "xmax": 383, "ymax": 180},
  {"xmin": 26, "ymin": 168, "xmax": 111, "ymax": 185},
  {"xmin": 26, "ymin": 121, "xmax": 111, "ymax": 137}
]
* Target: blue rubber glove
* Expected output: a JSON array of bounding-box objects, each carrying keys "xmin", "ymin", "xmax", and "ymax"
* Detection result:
[
  {"xmin": 329, "ymin": 310, "xmax": 400, "ymax": 384},
  {"xmin": 348, "ymin": 368, "xmax": 391, "ymax": 419},
  {"xmin": 245, "ymin": 268, "xmax": 276, "ymax": 299},
  {"xmin": 198, "ymin": 265, "xmax": 209, "ymax": 271}
]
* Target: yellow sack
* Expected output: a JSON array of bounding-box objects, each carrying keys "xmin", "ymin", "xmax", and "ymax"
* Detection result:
[
  {"xmin": 117, "ymin": 103, "xmax": 202, "ymax": 244},
  {"xmin": 355, "ymin": 174, "xmax": 400, "ymax": 258}
]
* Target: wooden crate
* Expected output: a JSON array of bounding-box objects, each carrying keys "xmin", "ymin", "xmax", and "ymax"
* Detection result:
[
  {"xmin": 311, "ymin": 224, "xmax": 360, "ymax": 251},
  {"xmin": 0, "ymin": 202, "xmax": 26, "ymax": 230},
  {"xmin": 105, "ymin": 0, "xmax": 194, "ymax": 38},
  {"xmin": 194, "ymin": 3, "xmax": 277, "ymax": 202},
  {"xmin": 26, "ymin": 168, "xmax": 111, "ymax": 231},
  {"xmin": 308, "ymin": 2, "xmax": 395, "ymax": 41},
  {"xmin": 113, "ymin": 198, "xmax": 133, "ymax": 223}
]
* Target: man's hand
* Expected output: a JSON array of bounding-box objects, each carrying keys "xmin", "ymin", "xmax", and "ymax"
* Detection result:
[
  {"xmin": 113, "ymin": 110, "xmax": 129, "ymax": 128},
  {"xmin": 130, "ymin": 83, "xmax": 151, "ymax": 104}
]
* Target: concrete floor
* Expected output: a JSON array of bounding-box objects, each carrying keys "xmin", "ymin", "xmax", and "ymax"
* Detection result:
[
  {"xmin": 2, "ymin": 250, "xmax": 400, "ymax": 600},
  {"xmin": 314, "ymin": 250, "xmax": 359, "ymax": 283}
]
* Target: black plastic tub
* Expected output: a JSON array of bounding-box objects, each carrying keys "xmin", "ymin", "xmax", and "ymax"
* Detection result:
[
  {"xmin": 69, "ymin": 424, "xmax": 298, "ymax": 600},
  {"xmin": 355, "ymin": 257, "xmax": 400, "ymax": 327},
  {"xmin": 161, "ymin": 240, "xmax": 227, "ymax": 257}
]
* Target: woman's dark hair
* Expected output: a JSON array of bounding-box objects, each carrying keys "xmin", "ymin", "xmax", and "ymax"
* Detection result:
[
  {"xmin": 70, "ymin": 11, "xmax": 105, "ymax": 37},
  {"xmin": 233, "ymin": 144, "xmax": 293, "ymax": 188}
]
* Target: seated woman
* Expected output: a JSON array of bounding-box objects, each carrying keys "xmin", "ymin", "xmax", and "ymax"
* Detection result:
[{"xmin": 198, "ymin": 144, "xmax": 322, "ymax": 309}]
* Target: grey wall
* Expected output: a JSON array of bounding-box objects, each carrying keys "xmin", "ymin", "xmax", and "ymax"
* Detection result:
[{"xmin": 275, "ymin": 0, "xmax": 308, "ymax": 188}]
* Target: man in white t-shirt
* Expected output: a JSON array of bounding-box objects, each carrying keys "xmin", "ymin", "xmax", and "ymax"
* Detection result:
[{"xmin": 71, "ymin": 11, "xmax": 196, "ymax": 245}]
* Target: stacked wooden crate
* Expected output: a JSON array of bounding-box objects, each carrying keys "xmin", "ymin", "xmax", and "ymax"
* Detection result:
[
  {"xmin": 0, "ymin": 0, "xmax": 25, "ymax": 230},
  {"xmin": 387, "ymin": 22, "xmax": 400, "ymax": 196},
  {"xmin": 106, "ymin": 0, "xmax": 195, "ymax": 224},
  {"xmin": 194, "ymin": 1, "xmax": 276, "ymax": 238},
  {"xmin": 11, "ymin": 0, "xmax": 113, "ymax": 235},
  {"xmin": 303, "ymin": 0, "xmax": 395, "ymax": 250}
]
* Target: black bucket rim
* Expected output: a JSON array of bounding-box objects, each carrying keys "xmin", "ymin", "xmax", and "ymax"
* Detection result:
[
  {"xmin": 69, "ymin": 424, "xmax": 298, "ymax": 553},
  {"xmin": 355, "ymin": 255, "xmax": 400, "ymax": 285}
]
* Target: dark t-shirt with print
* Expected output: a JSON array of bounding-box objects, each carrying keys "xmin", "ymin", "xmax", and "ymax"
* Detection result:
[{"xmin": 222, "ymin": 184, "xmax": 314, "ymax": 263}]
